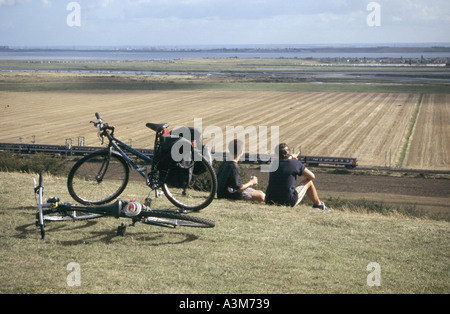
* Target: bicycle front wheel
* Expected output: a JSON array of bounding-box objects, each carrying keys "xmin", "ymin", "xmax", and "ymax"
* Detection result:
[
  {"xmin": 68, "ymin": 150, "xmax": 129, "ymax": 205},
  {"xmin": 162, "ymin": 157, "xmax": 217, "ymax": 211}
]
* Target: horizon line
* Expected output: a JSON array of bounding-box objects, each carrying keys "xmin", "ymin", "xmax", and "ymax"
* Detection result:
[{"xmin": 2, "ymin": 42, "xmax": 450, "ymax": 50}]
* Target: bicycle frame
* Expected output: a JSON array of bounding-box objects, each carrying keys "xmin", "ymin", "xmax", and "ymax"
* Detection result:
[
  {"xmin": 101, "ymin": 125, "xmax": 163, "ymax": 188},
  {"xmin": 109, "ymin": 135, "xmax": 153, "ymax": 177}
]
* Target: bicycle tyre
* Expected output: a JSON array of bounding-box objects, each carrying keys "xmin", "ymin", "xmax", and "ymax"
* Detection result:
[
  {"xmin": 141, "ymin": 210, "xmax": 215, "ymax": 228},
  {"xmin": 35, "ymin": 210, "xmax": 104, "ymax": 240},
  {"xmin": 67, "ymin": 150, "xmax": 129, "ymax": 205},
  {"xmin": 162, "ymin": 157, "xmax": 217, "ymax": 212}
]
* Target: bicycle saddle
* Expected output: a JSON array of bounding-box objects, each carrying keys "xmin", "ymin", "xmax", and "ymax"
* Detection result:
[{"xmin": 146, "ymin": 123, "xmax": 169, "ymax": 132}]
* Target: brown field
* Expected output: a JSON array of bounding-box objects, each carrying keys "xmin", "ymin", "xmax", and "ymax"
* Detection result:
[
  {"xmin": 0, "ymin": 89, "xmax": 448, "ymax": 169},
  {"xmin": 405, "ymin": 94, "xmax": 450, "ymax": 169}
]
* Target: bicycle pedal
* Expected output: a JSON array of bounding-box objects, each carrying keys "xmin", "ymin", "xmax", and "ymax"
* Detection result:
[{"xmin": 117, "ymin": 223, "xmax": 127, "ymax": 237}]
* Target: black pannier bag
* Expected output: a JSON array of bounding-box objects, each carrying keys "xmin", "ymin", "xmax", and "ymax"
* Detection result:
[
  {"xmin": 170, "ymin": 126, "xmax": 212, "ymax": 175},
  {"xmin": 158, "ymin": 134, "xmax": 194, "ymax": 189}
]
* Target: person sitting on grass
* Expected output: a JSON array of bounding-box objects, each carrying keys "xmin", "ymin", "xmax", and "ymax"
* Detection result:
[
  {"xmin": 265, "ymin": 143, "xmax": 330, "ymax": 211},
  {"xmin": 217, "ymin": 139, "xmax": 265, "ymax": 203}
]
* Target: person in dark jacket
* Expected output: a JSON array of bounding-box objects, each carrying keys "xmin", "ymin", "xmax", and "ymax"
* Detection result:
[{"xmin": 265, "ymin": 143, "xmax": 329, "ymax": 211}]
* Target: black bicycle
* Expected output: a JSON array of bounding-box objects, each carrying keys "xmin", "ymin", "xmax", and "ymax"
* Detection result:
[
  {"xmin": 67, "ymin": 113, "xmax": 217, "ymax": 212},
  {"xmin": 35, "ymin": 173, "xmax": 215, "ymax": 240}
]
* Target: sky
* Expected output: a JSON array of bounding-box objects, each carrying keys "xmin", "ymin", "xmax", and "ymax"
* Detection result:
[{"xmin": 0, "ymin": 0, "xmax": 449, "ymax": 47}]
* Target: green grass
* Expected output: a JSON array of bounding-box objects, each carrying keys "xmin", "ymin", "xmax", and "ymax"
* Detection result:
[
  {"xmin": 1, "ymin": 171, "xmax": 449, "ymax": 294},
  {"xmin": 0, "ymin": 152, "xmax": 67, "ymax": 174},
  {"xmin": 397, "ymin": 94, "xmax": 424, "ymax": 167}
]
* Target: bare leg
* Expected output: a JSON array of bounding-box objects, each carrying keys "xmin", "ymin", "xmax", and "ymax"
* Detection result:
[
  {"xmin": 298, "ymin": 178, "xmax": 321, "ymax": 206},
  {"xmin": 305, "ymin": 181, "xmax": 321, "ymax": 206},
  {"xmin": 251, "ymin": 190, "xmax": 266, "ymax": 203},
  {"xmin": 297, "ymin": 173, "xmax": 330, "ymax": 211}
]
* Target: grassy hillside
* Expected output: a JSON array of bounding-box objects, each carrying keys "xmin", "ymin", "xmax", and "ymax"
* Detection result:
[{"xmin": 0, "ymin": 171, "xmax": 448, "ymax": 294}]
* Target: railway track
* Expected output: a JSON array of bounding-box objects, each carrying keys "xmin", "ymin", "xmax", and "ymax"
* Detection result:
[
  {"xmin": 1, "ymin": 142, "xmax": 358, "ymax": 169},
  {"xmin": 2, "ymin": 142, "xmax": 449, "ymax": 175}
]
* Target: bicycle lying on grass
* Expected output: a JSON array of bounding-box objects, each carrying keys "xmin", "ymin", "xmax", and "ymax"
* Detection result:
[
  {"xmin": 67, "ymin": 113, "xmax": 217, "ymax": 212},
  {"xmin": 34, "ymin": 173, "xmax": 215, "ymax": 240}
]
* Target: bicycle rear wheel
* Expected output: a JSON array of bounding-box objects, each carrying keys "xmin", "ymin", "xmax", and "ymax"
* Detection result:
[
  {"xmin": 162, "ymin": 157, "xmax": 217, "ymax": 211},
  {"xmin": 35, "ymin": 210, "xmax": 103, "ymax": 240},
  {"xmin": 68, "ymin": 150, "xmax": 129, "ymax": 205},
  {"xmin": 141, "ymin": 210, "xmax": 215, "ymax": 228}
]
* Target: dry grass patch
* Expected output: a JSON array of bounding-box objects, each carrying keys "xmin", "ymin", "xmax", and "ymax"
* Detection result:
[{"xmin": 1, "ymin": 172, "xmax": 449, "ymax": 294}]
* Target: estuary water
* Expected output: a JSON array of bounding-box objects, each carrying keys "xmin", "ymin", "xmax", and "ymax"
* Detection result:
[{"xmin": 1, "ymin": 50, "xmax": 449, "ymax": 61}]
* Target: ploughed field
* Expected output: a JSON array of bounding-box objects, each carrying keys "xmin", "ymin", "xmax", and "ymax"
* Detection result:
[
  {"xmin": 0, "ymin": 90, "xmax": 449, "ymax": 170},
  {"xmin": 405, "ymin": 94, "xmax": 450, "ymax": 170}
]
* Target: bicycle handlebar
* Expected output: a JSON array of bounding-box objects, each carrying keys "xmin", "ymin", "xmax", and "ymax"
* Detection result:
[{"xmin": 91, "ymin": 113, "xmax": 114, "ymax": 135}]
